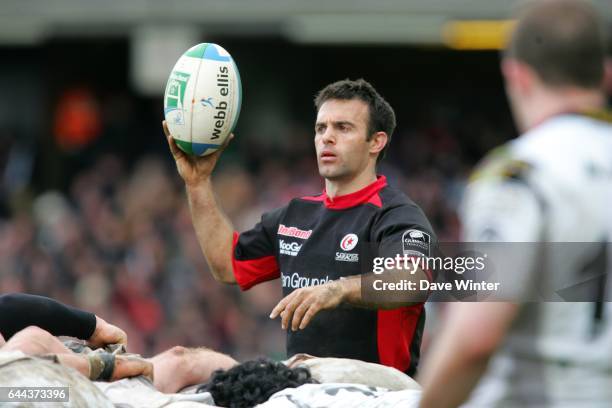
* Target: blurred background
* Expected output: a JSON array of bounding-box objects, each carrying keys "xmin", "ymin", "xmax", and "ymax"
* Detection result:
[{"xmin": 0, "ymin": 0, "xmax": 610, "ymax": 360}]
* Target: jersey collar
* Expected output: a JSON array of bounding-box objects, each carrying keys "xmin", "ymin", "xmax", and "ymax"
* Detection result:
[{"xmin": 318, "ymin": 175, "xmax": 387, "ymax": 210}]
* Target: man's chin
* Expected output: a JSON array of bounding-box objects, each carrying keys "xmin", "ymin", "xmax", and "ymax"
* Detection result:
[{"xmin": 318, "ymin": 170, "xmax": 348, "ymax": 182}]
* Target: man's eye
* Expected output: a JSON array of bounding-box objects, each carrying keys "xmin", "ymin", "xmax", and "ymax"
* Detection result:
[{"xmin": 316, "ymin": 126, "xmax": 325, "ymax": 134}]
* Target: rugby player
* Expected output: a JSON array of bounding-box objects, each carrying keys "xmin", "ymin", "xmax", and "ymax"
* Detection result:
[
  {"xmin": 419, "ymin": 0, "xmax": 612, "ymax": 406},
  {"xmin": 165, "ymin": 79, "xmax": 435, "ymax": 375}
]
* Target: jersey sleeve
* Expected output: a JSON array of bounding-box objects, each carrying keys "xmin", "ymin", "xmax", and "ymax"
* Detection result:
[
  {"xmin": 462, "ymin": 150, "xmax": 543, "ymax": 242},
  {"xmin": 461, "ymin": 156, "xmax": 544, "ymax": 299},
  {"xmin": 232, "ymin": 206, "xmax": 284, "ymax": 291},
  {"xmin": 461, "ymin": 178, "xmax": 543, "ymax": 242},
  {"xmin": 371, "ymin": 204, "xmax": 437, "ymax": 280},
  {"xmin": 0, "ymin": 293, "xmax": 96, "ymax": 340}
]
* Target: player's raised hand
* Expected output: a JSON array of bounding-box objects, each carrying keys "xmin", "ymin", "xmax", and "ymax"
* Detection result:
[
  {"xmin": 270, "ymin": 281, "xmax": 345, "ymax": 331},
  {"xmin": 163, "ymin": 120, "xmax": 233, "ymax": 187}
]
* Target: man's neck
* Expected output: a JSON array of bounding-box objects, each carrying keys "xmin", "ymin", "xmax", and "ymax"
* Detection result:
[
  {"xmin": 325, "ymin": 169, "xmax": 377, "ymax": 200},
  {"xmin": 524, "ymin": 87, "xmax": 605, "ymax": 131}
]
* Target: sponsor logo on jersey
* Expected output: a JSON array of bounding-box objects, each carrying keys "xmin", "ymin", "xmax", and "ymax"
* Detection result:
[
  {"xmin": 279, "ymin": 240, "xmax": 302, "ymax": 256},
  {"xmin": 402, "ymin": 229, "xmax": 431, "ymax": 257},
  {"xmin": 278, "ymin": 224, "xmax": 312, "ymax": 240},
  {"xmin": 340, "ymin": 233, "xmax": 358, "ymax": 251},
  {"xmin": 282, "ymin": 272, "xmax": 330, "ymax": 289}
]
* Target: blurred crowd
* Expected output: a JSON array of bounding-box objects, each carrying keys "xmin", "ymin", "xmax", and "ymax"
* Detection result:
[{"xmin": 0, "ymin": 90, "xmax": 514, "ymax": 358}]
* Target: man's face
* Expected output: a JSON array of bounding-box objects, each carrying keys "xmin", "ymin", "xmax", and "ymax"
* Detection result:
[{"xmin": 314, "ymin": 99, "xmax": 373, "ymax": 181}]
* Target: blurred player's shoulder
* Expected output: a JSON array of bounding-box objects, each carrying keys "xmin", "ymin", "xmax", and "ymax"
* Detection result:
[
  {"xmin": 469, "ymin": 144, "xmax": 532, "ymax": 185},
  {"xmin": 513, "ymin": 112, "xmax": 612, "ymax": 163},
  {"xmin": 471, "ymin": 112, "xmax": 612, "ymax": 186},
  {"xmin": 464, "ymin": 111, "xmax": 612, "ymax": 243}
]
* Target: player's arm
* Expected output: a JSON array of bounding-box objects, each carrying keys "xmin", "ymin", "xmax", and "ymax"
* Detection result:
[
  {"xmin": 418, "ymin": 303, "xmax": 519, "ymax": 408},
  {"xmin": 164, "ymin": 121, "xmax": 236, "ymax": 284},
  {"xmin": 419, "ymin": 170, "xmax": 543, "ymax": 407},
  {"xmin": 269, "ymin": 269, "xmax": 428, "ymax": 331},
  {"xmin": 0, "ymin": 293, "xmax": 126, "ymax": 346}
]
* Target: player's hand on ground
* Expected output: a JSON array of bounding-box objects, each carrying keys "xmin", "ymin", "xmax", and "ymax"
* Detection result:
[
  {"xmin": 270, "ymin": 281, "xmax": 345, "ymax": 331},
  {"xmin": 163, "ymin": 120, "xmax": 233, "ymax": 187},
  {"xmin": 88, "ymin": 316, "xmax": 127, "ymax": 348},
  {"xmin": 111, "ymin": 355, "xmax": 154, "ymax": 382}
]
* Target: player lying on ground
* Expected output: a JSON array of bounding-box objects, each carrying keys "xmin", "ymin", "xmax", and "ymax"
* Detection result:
[
  {"xmin": 0, "ymin": 325, "xmax": 237, "ymax": 393},
  {"xmin": 1, "ymin": 326, "xmax": 420, "ymax": 407}
]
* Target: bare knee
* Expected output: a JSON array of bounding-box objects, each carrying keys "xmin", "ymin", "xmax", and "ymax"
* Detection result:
[
  {"xmin": 13, "ymin": 326, "xmax": 54, "ymax": 344},
  {"xmin": 4, "ymin": 326, "xmax": 65, "ymax": 355}
]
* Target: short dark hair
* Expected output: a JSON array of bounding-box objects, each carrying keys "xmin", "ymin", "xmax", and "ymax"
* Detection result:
[
  {"xmin": 197, "ymin": 358, "xmax": 317, "ymax": 407},
  {"xmin": 506, "ymin": 0, "xmax": 606, "ymax": 89},
  {"xmin": 314, "ymin": 79, "xmax": 396, "ymax": 163}
]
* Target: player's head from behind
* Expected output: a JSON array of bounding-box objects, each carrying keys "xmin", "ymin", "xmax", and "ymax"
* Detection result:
[
  {"xmin": 198, "ymin": 357, "xmax": 317, "ymax": 407},
  {"xmin": 313, "ymin": 79, "xmax": 396, "ymax": 182},
  {"xmin": 502, "ymin": 0, "xmax": 607, "ymax": 131}
]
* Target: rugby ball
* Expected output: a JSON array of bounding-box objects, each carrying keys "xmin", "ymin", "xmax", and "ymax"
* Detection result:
[{"xmin": 163, "ymin": 43, "xmax": 242, "ymax": 156}]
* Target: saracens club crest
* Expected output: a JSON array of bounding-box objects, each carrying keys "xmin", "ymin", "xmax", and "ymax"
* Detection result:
[
  {"xmin": 340, "ymin": 234, "xmax": 358, "ymax": 251},
  {"xmin": 336, "ymin": 233, "xmax": 359, "ymax": 262}
]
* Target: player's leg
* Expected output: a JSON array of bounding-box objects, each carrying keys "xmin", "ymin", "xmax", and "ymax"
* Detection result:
[{"xmin": 147, "ymin": 346, "xmax": 237, "ymax": 393}]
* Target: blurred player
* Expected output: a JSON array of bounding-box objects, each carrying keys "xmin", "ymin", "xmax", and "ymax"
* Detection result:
[
  {"xmin": 165, "ymin": 79, "xmax": 435, "ymax": 376},
  {"xmin": 419, "ymin": 0, "xmax": 612, "ymax": 406}
]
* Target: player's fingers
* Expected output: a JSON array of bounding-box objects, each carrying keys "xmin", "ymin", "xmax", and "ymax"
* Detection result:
[
  {"xmin": 214, "ymin": 132, "xmax": 234, "ymax": 156},
  {"xmin": 163, "ymin": 121, "xmax": 188, "ymax": 160},
  {"xmin": 113, "ymin": 355, "xmax": 154, "ymax": 381},
  {"xmin": 110, "ymin": 325, "xmax": 128, "ymax": 346},
  {"xmin": 165, "ymin": 133, "xmax": 187, "ymax": 163},
  {"xmin": 291, "ymin": 300, "xmax": 313, "ymax": 331},
  {"xmin": 281, "ymin": 294, "xmax": 304, "ymax": 330},
  {"xmin": 162, "ymin": 120, "xmax": 171, "ymax": 138},
  {"xmin": 299, "ymin": 304, "xmax": 319, "ymax": 330},
  {"xmin": 270, "ymin": 291, "xmax": 297, "ymax": 319}
]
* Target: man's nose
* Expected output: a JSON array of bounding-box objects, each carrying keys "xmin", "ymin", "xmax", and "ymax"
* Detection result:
[{"xmin": 321, "ymin": 128, "xmax": 336, "ymax": 144}]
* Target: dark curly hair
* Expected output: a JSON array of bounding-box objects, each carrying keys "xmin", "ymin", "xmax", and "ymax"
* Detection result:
[{"xmin": 197, "ymin": 358, "xmax": 318, "ymax": 407}]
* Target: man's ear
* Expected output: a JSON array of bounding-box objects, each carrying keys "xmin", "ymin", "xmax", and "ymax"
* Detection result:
[
  {"xmin": 501, "ymin": 58, "xmax": 534, "ymax": 95},
  {"xmin": 604, "ymin": 57, "xmax": 612, "ymax": 94},
  {"xmin": 369, "ymin": 131, "xmax": 388, "ymax": 156}
]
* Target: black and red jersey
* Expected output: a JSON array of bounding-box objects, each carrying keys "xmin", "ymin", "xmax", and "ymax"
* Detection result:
[{"xmin": 231, "ymin": 175, "xmax": 435, "ymax": 376}]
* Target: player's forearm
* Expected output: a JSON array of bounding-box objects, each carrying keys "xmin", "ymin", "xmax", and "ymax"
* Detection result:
[
  {"xmin": 338, "ymin": 273, "xmax": 424, "ymax": 309},
  {"xmin": 186, "ymin": 181, "xmax": 236, "ymax": 284},
  {"xmin": 418, "ymin": 303, "xmax": 518, "ymax": 407},
  {"xmin": 0, "ymin": 293, "xmax": 96, "ymax": 339},
  {"xmin": 418, "ymin": 342, "xmax": 490, "ymax": 408},
  {"xmin": 339, "ymin": 268, "xmax": 428, "ymax": 309}
]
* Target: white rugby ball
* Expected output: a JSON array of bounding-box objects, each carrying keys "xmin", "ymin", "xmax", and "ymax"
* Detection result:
[{"xmin": 164, "ymin": 43, "xmax": 242, "ymax": 156}]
